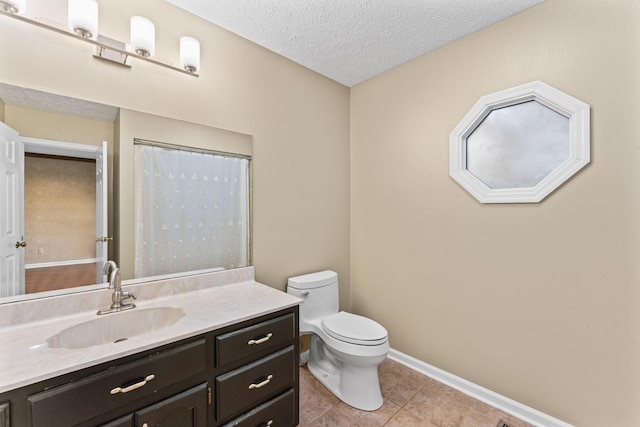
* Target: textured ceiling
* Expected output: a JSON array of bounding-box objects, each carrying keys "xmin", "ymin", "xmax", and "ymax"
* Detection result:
[
  {"xmin": 0, "ymin": 83, "xmax": 118, "ymax": 122},
  {"xmin": 0, "ymin": 1, "xmax": 544, "ymax": 121},
  {"xmin": 167, "ymin": 0, "xmax": 544, "ymax": 87}
]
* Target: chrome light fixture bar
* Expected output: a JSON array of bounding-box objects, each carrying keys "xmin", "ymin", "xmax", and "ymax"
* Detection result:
[{"xmin": 0, "ymin": 2, "xmax": 199, "ymax": 77}]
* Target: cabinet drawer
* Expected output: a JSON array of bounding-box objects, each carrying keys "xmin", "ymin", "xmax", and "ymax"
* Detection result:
[
  {"xmin": 216, "ymin": 313, "xmax": 295, "ymax": 367},
  {"xmin": 28, "ymin": 339, "xmax": 206, "ymax": 427},
  {"xmin": 216, "ymin": 346, "xmax": 295, "ymax": 421},
  {"xmin": 221, "ymin": 389, "xmax": 295, "ymax": 427}
]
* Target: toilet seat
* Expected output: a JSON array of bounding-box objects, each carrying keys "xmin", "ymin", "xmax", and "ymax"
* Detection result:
[{"xmin": 321, "ymin": 311, "xmax": 388, "ymax": 346}]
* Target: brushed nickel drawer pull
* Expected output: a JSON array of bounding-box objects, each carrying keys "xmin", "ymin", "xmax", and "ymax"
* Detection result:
[
  {"xmin": 110, "ymin": 374, "xmax": 155, "ymax": 395},
  {"xmin": 262, "ymin": 421, "xmax": 274, "ymax": 427},
  {"xmin": 248, "ymin": 374, "xmax": 273, "ymax": 390},
  {"xmin": 248, "ymin": 333, "xmax": 273, "ymax": 345}
]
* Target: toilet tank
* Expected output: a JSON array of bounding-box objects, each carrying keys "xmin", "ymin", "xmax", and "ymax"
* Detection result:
[{"xmin": 287, "ymin": 270, "xmax": 339, "ymax": 327}]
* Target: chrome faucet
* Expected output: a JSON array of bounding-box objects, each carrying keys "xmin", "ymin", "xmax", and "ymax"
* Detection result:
[{"xmin": 97, "ymin": 260, "xmax": 136, "ymax": 315}]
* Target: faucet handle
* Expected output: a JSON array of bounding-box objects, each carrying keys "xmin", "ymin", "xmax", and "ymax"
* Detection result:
[{"xmin": 122, "ymin": 291, "xmax": 136, "ymax": 301}]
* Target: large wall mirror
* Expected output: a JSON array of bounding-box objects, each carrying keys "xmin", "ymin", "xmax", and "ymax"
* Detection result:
[
  {"xmin": 450, "ymin": 81, "xmax": 590, "ymax": 203},
  {"xmin": 0, "ymin": 82, "xmax": 252, "ymax": 304}
]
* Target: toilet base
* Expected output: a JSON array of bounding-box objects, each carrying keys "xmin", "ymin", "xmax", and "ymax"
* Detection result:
[{"xmin": 307, "ymin": 336, "xmax": 385, "ymax": 411}]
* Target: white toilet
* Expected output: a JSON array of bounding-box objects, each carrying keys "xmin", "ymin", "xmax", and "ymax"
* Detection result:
[{"xmin": 287, "ymin": 270, "xmax": 389, "ymax": 411}]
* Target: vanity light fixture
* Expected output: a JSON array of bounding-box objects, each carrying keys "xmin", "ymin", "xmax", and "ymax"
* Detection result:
[
  {"xmin": 0, "ymin": 0, "xmax": 200, "ymax": 76},
  {"xmin": 0, "ymin": 0, "xmax": 25, "ymax": 14}
]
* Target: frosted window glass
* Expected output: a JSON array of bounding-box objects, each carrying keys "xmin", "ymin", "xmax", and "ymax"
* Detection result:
[{"xmin": 466, "ymin": 101, "xmax": 570, "ymax": 189}]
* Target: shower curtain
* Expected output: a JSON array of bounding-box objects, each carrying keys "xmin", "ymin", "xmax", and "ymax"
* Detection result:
[{"xmin": 134, "ymin": 144, "xmax": 249, "ymax": 278}]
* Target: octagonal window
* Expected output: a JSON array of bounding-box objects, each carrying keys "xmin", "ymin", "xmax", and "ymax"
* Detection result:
[{"xmin": 450, "ymin": 81, "xmax": 590, "ymax": 203}]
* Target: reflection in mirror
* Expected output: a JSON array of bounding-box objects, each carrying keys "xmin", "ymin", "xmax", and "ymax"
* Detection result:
[
  {"xmin": 0, "ymin": 115, "xmax": 110, "ymax": 301},
  {"xmin": 134, "ymin": 140, "xmax": 250, "ymax": 278},
  {"xmin": 0, "ymin": 82, "xmax": 252, "ymax": 304},
  {"xmin": 23, "ymin": 138, "xmax": 108, "ymax": 295}
]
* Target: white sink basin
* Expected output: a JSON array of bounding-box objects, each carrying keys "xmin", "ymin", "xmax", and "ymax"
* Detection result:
[{"xmin": 47, "ymin": 307, "xmax": 185, "ymax": 349}]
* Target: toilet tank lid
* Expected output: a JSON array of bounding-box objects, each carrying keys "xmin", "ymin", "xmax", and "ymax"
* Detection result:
[{"xmin": 288, "ymin": 270, "xmax": 338, "ymax": 289}]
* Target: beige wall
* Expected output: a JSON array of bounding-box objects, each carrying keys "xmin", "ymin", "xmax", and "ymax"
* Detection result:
[
  {"xmin": 351, "ymin": 0, "xmax": 640, "ymax": 425},
  {"xmin": 4, "ymin": 106, "xmax": 114, "ymax": 147},
  {"xmin": 0, "ymin": 0, "xmax": 351, "ymax": 303}
]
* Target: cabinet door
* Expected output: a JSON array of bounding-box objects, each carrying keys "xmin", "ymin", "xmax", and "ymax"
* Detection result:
[
  {"xmin": 0, "ymin": 402, "xmax": 9, "ymax": 427},
  {"xmin": 135, "ymin": 383, "xmax": 207, "ymax": 427},
  {"xmin": 100, "ymin": 414, "xmax": 133, "ymax": 427}
]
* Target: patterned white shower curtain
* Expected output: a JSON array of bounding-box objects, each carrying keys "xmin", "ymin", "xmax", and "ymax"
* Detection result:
[{"xmin": 134, "ymin": 144, "xmax": 249, "ymax": 278}]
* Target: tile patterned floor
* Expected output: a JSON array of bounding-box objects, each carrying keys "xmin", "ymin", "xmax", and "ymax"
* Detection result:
[{"xmin": 299, "ymin": 358, "xmax": 536, "ymax": 427}]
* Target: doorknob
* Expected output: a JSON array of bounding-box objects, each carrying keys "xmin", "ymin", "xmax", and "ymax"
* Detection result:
[
  {"xmin": 15, "ymin": 241, "xmax": 26, "ymax": 248},
  {"xmin": 96, "ymin": 237, "xmax": 113, "ymax": 243}
]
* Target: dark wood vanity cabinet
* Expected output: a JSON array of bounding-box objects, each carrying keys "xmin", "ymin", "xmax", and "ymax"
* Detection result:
[
  {"xmin": 29, "ymin": 340, "xmax": 208, "ymax": 427},
  {"xmin": 0, "ymin": 306, "xmax": 299, "ymax": 427},
  {"xmin": 0, "ymin": 402, "xmax": 9, "ymax": 427},
  {"xmin": 213, "ymin": 311, "xmax": 298, "ymax": 426},
  {"xmin": 100, "ymin": 384, "xmax": 208, "ymax": 427}
]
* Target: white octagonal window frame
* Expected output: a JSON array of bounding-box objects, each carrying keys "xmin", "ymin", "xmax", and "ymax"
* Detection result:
[{"xmin": 449, "ymin": 81, "xmax": 590, "ymax": 203}]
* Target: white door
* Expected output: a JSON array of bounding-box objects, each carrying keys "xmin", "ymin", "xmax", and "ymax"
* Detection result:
[
  {"xmin": 95, "ymin": 141, "xmax": 108, "ymax": 283},
  {"xmin": 0, "ymin": 122, "xmax": 24, "ymax": 297}
]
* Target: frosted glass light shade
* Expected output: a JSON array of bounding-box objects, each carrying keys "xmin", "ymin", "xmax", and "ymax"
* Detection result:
[
  {"xmin": 1, "ymin": 0, "xmax": 26, "ymax": 14},
  {"xmin": 130, "ymin": 16, "xmax": 155, "ymax": 57},
  {"xmin": 180, "ymin": 36, "xmax": 200, "ymax": 73},
  {"xmin": 68, "ymin": 0, "xmax": 98, "ymax": 40}
]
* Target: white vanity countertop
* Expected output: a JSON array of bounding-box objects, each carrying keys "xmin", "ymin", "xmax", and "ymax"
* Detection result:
[{"xmin": 0, "ymin": 279, "xmax": 301, "ymax": 393}]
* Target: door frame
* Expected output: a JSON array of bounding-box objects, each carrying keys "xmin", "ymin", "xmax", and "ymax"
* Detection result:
[{"xmin": 22, "ymin": 137, "xmax": 109, "ymax": 284}]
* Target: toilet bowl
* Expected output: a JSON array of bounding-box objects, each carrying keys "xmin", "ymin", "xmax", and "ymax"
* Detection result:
[{"xmin": 287, "ymin": 270, "xmax": 389, "ymax": 411}]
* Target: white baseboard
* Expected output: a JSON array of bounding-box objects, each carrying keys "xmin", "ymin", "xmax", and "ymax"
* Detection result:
[
  {"xmin": 25, "ymin": 258, "xmax": 97, "ymax": 269},
  {"xmin": 387, "ymin": 348, "xmax": 574, "ymax": 427}
]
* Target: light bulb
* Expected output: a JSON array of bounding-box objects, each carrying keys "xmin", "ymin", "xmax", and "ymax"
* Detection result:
[
  {"xmin": 68, "ymin": 0, "xmax": 98, "ymax": 40},
  {"xmin": 130, "ymin": 16, "xmax": 155, "ymax": 57},
  {"xmin": 180, "ymin": 36, "xmax": 200, "ymax": 73}
]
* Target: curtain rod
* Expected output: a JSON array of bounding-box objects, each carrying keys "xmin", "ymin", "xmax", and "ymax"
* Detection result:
[{"xmin": 133, "ymin": 138, "xmax": 252, "ymax": 160}]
